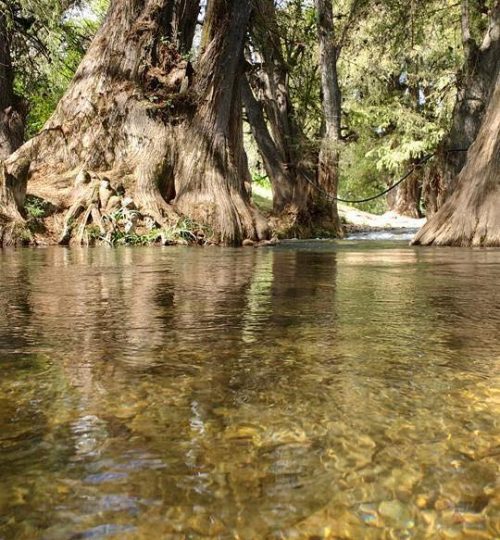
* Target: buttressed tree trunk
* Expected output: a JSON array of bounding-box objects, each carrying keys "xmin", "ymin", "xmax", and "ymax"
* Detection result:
[
  {"xmin": 173, "ymin": 0, "xmax": 269, "ymax": 244},
  {"xmin": 412, "ymin": 73, "xmax": 500, "ymax": 247},
  {"xmin": 315, "ymin": 0, "xmax": 343, "ymax": 236},
  {"xmin": 242, "ymin": 71, "xmax": 312, "ymax": 237},
  {"xmin": 424, "ymin": 0, "xmax": 500, "ymax": 214},
  {"xmin": 0, "ymin": 0, "xmax": 266, "ymax": 245},
  {"xmin": 0, "ymin": 12, "xmax": 24, "ymax": 160}
]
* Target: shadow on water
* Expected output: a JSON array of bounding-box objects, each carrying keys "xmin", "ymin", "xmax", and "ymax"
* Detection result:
[{"xmin": 0, "ymin": 243, "xmax": 498, "ymax": 538}]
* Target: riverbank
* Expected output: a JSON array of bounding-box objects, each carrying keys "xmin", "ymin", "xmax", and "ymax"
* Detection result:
[
  {"xmin": 252, "ymin": 183, "xmax": 426, "ymax": 237},
  {"xmin": 4, "ymin": 184, "xmax": 425, "ymax": 248}
]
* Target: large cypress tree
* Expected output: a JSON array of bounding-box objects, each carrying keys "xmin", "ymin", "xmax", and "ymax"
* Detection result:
[
  {"xmin": 0, "ymin": 0, "xmax": 268, "ymax": 245},
  {"xmin": 413, "ymin": 73, "xmax": 500, "ymax": 246}
]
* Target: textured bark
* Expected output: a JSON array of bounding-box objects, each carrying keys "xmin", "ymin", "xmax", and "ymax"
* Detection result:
[
  {"xmin": 1, "ymin": 0, "xmax": 190, "ymax": 244},
  {"xmin": 171, "ymin": 0, "xmax": 199, "ymax": 54},
  {"xmin": 173, "ymin": 0, "xmax": 269, "ymax": 244},
  {"xmin": 0, "ymin": 0, "xmax": 267, "ymax": 246},
  {"xmin": 242, "ymin": 75, "xmax": 306, "ymax": 226},
  {"xmin": 424, "ymin": 1, "xmax": 500, "ymax": 213},
  {"xmin": 387, "ymin": 171, "xmax": 422, "ymax": 218},
  {"xmin": 248, "ymin": 0, "xmax": 310, "ymax": 229},
  {"xmin": 245, "ymin": 0, "xmax": 341, "ymax": 237},
  {"xmin": 315, "ymin": 0, "xmax": 343, "ymax": 236},
  {"xmin": 412, "ymin": 74, "xmax": 500, "ymax": 247},
  {"xmin": 242, "ymin": 77, "xmax": 291, "ymax": 204},
  {"xmin": 0, "ymin": 12, "xmax": 24, "ymax": 160}
]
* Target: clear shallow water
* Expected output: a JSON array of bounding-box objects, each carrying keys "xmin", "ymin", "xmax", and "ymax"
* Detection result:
[{"xmin": 0, "ymin": 242, "xmax": 498, "ymax": 540}]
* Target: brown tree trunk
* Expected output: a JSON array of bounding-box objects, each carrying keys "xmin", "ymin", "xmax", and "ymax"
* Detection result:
[
  {"xmin": 173, "ymin": 0, "xmax": 269, "ymax": 244},
  {"xmin": 241, "ymin": 76, "xmax": 294, "ymax": 211},
  {"xmin": 424, "ymin": 1, "xmax": 500, "ymax": 214},
  {"xmin": 412, "ymin": 73, "xmax": 500, "ymax": 247},
  {"xmin": 247, "ymin": 0, "xmax": 311, "ymax": 235},
  {"xmin": 244, "ymin": 0, "xmax": 341, "ymax": 238},
  {"xmin": 242, "ymin": 73, "xmax": 312, "ymax": 238},
  {"xmin": 0, "ymin": 12, "xmax": 24, "ymax": 160},
  {"xmin": 171, "ymin": 0, "xmax": 199, "ymax": 54},
  {"xmin": 0, "ymin": 0, "xmax": 267, "ymax": 246},
  {"xmin": 315, "ymin": 0, "xmax": 343, "ymax": 236},
  {"xmin": 387, "ymin": 171, "xmax": 422, "ymax": 218}
]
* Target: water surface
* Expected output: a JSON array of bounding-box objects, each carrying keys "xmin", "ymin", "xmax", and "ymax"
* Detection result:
[{"xmin": 0, "ymin": 242, "xmax": 499, "ymax": 539}]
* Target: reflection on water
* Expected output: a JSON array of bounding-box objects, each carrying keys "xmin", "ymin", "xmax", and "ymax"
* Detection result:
[{"xmin": 0, "ymin": 242, "xmax": 498, "ymax": 539}]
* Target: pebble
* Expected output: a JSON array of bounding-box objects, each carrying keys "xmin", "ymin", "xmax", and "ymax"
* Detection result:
[
  {"xmin": 435, "ymin": 497, "xmax": 454, "ymax": 511},
  {"xmin": 358, "ymin": 503, "xmax": 383, "ymax": 528},
  {"xmin": 421, "ymin": 510, "xmax": 437, "ymax": 528},
  {"xmin": 463, "ymin": 523, "xmax": 491, "ymax": 538},
  {"xmin": 416, "ymin": 494, "xmax": 431, "ymax": 509},
  {"xmin": 378, "ymin": 500, "xmax": 414, "ymax": 529}
]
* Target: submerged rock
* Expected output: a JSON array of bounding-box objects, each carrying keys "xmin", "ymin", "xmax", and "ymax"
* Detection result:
[{"xmin": 378, "ymin": 500, "xmax": 414, "ymax": 529}]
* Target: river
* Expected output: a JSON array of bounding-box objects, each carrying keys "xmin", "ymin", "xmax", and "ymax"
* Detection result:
[{"xmin": 0, "ymin": 241, "xmax": 498, "ymax": 539}]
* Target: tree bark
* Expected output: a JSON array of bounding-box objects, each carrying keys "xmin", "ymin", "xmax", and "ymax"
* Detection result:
[
  {"xmin": 412, "ymin": 73, "xmax": 500, "ymax": 247},
  {"xmin": 242, "ymin": 73, "xmax": 312, "ymax": 237},
  {"xmin": 241, "ymin": 76, "xmax": 294, "ymax": 212},
  {"xmin": 171, "ymin": 0, "xmax": 199, "ymax": 54},
  {"xmin": 315, "ymin": 0, "xmax": 343, "ymax": 236},
  {"xmin": 0, "ymin": 0, "xmax": 267, "ymax": 246},
  {"xmin": 173, "ymin": 0, "xmax": 269, "ymax": 244},
  {"xmin": 247, "ymin": 0, "xmax": 310, "ymax": 233},
  {"xmin": 387, "ymin": 170, "xmax": 422, "ymax": 218},
  {"xmin": 424, "ymin": 1, "xmax": 500, "ymax": 213},
  {"xmin": 244, "ymin": 0, "xmax": 341, "ymax": 237},
  {"xmin": 0, "ymin": 12, "xmax": 24, "ymax": 160}
]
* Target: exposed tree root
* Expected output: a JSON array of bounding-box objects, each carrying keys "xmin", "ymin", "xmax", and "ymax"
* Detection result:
[{"xmin": 0, "ymin": 0, "xmax": 273, "ymax": 248}]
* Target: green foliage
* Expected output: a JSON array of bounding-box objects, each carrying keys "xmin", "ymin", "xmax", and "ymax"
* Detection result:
[
  {"xmin": 260, "ymin": 0, "xmax": 473, "ymax": 214},
  {"xmin": 24, "ymin": 194, "xmax": 55, "ymax": 219},
  {"xmin": 108, "ymin": 229, "xmax": 164, "ymax": 246},
  {"xmin": 339, "ymin": 140, "xmax": 387, "ymax": 214},
  {"xmin": 98, "ymin": 217, "xmax": 212, "ymax": 247},
  {"xmin": 8, "ymin": 0, "xmax": 108, "ymax": 136},
  {"xmin": 252, "ymin": 172, "xmax": 271, "ymax": 188},
  {"xmin": 162, "ymin": 217, "xmax": 213, "ymax": 245},
  {"xmin": 330, "ymin": 2, "xmax": 467, "ymax": 213}
]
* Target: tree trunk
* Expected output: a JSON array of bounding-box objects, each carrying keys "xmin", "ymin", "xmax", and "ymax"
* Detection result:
[
  {"xmin": 315, "ymin": 0, "xmax": 343, "ymax": 236},
  {"xmin": 171, "ymin": 0, "xmax": 199, "ymax": 54},
  {"xmin": 173, "ymin": 0, "xmax": 269, "ymax": 244},
  {"xmin": 412, "ymin": 73, "xmax": 500, "ymax": 247},
  {"xmin": 387, "ymin": 170, "xmax": 422, "ymax": 218},
  {"xmin": 0, "ymin": 12, "xmax": 24, "ymax": 160},
  {"xmin": 242, "ymin": 74, "xmax": 312, "ymax": 237},
  {"xmin": 247, "ymin": 0, "xmax": 310, "ymax": 235},
  {"xmin": 241, "ymin": 76, "xmax": 294, "ymax": 211},
  {"xmin": 244, "ymin": 0, "xmax": 341, "ymax": 237},
  {"xmin": 424, "ymin": 1, "xmax": 500, "ymax": 214},
  {"xmin": 0, "ymin": 0, "xmax": 267, "ymax": 246}
]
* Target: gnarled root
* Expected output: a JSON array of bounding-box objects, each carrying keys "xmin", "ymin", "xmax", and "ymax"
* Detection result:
[
  {"xmin": 0, "ymin": 157, "xmax": 30, "ymax": 246},
  {"xmin": 54, "ymin": 169, "xmax": 223, "ymax": 246},
  {"xmin": 56, "ymin": 170, "xmax": 167, "ymax": 246}
]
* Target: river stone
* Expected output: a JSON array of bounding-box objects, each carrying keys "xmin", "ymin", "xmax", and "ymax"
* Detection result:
[
  {"xmin": 434, "ymin": 497, "xmax": 454, "ymax": 511},
  {"xmin": 378, "ymin": 500, "xmax": 414, "ymax": 528},
  {"xmin": 416, "ymin": 494, "xmax": 431, "ymax": 509},
  {"xmin": 440, "ymin": 526, "xmax": 463, "ymax": 538},
  {"xmin": 462, "ymin": 522, "xmax": 491, "ymax": 538},
  {"xmin": 420, "ymin": 510, "xmax": 437, "ymax": 528},
  {"xmin": 358, "ymin": 503, "xmax": 384, "ymax": 528}
]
